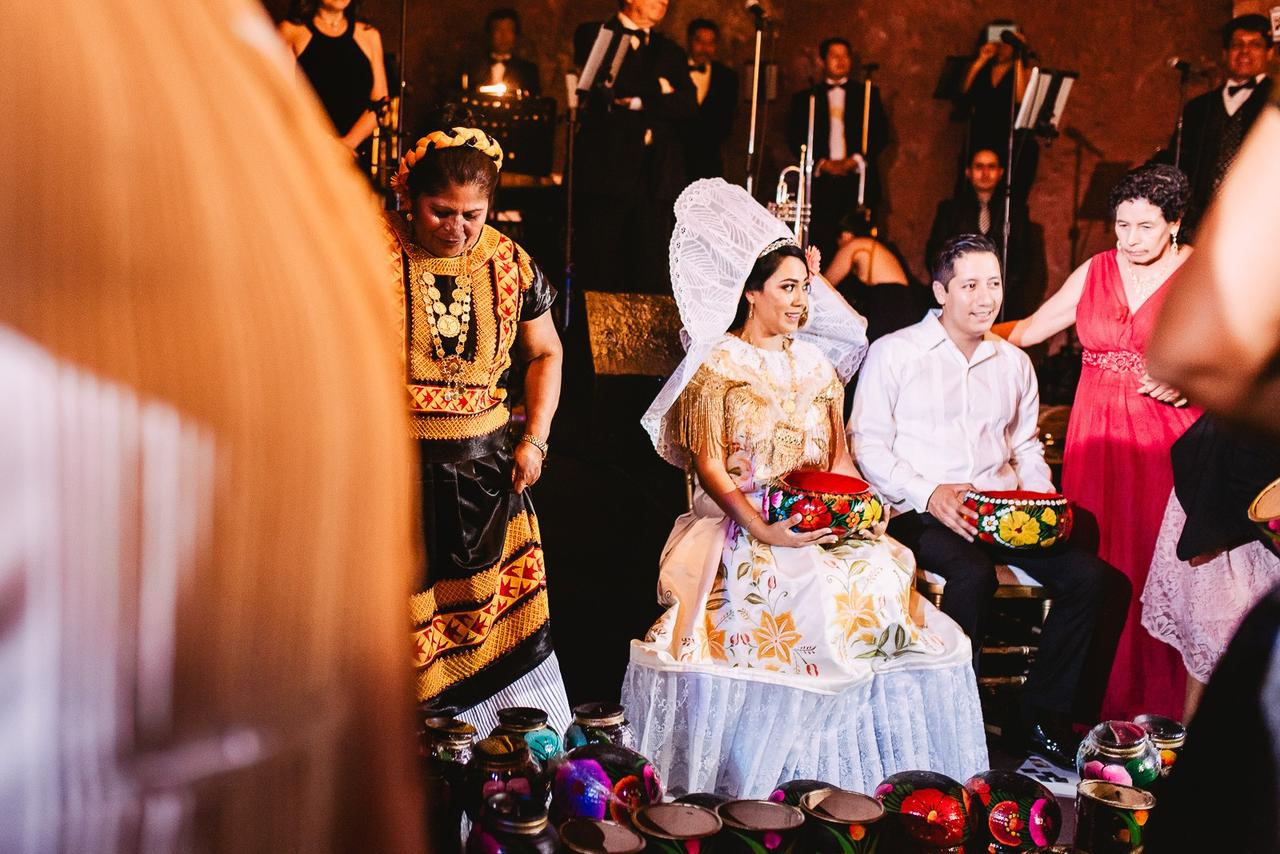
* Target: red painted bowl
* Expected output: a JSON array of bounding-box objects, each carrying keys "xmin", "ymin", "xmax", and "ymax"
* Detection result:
[
  {"xmin": 963, "ymin": 490, "xmax": 1073, "ymax": 550},
  {"xmin": 764, "ymin": 471, "xmax": 884, "ymax": 543}
]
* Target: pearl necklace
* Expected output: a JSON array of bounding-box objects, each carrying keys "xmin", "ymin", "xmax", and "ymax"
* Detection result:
[{"xmin": 1121, "ymin": 248, "xmax": 1176, "ymax": 307}]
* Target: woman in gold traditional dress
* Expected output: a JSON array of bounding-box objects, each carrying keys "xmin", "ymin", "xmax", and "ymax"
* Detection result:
[
  {"xmin": 384, "ymin": 106, "xmax": 570, "ymax": 735},
  {"xmin": 623, "ymin": 179, "xmax": 987, "ymax": 797}
]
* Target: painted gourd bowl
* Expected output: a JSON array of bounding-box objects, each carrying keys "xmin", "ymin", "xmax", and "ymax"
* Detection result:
[
  {"xmin": 633, "ymin": 803, "xmax": 723, "ymax": 853},
  {"xmin": 563, "ymin": 702, "xmax": 637, "ymax": 752},
  {"xmin": 798, "ymin": 787, "xmax": 886, "ymax": 853},
  {"xmin": 1132, "ymin": 714, "xmax": 1186, "ymax": 779},
  {"xmin": 492, "ymin": 706, "xmax": 563, "ymax": 768},
  {"xmin": 1074, "ymin": 780, "xmax": 1155, "ymax": 853},
  {"xmin": 549, "ymin": 743, "xmax": 663, "ymax": 826},
  {"xmin": 875, "ymin": 770, "xmax": 970, "ymax": 851},
  {"xmin": 765, "ymin": 471, "xmax": 883, "ymax": 543},
  {"xmin": 768, "ymin": 779, "xmax": 831, "ymax": 808},
  {"xmin": 1076, "ymin": 721, "xmax": 1161, "ymax": 791},
  {"xmin": 963, "ymin": 490, "xmax": 1073, "ymax": 550},
  {"xmin": 964, "ymin": 770, "xmax": 1062, "ymax": 852},
  {"xmin": 557, "ymin": 817, "xmax": 646, "ymax": 853},
  {"xmin": 714, "ymin": 800, "xmax": 806, "ymax": 853},
  {"xmin": 1248, "ymin": 476, "xmax": 1280, "ymax": 552}
]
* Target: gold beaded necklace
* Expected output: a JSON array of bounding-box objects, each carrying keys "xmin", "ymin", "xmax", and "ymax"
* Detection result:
[{"xmin": 410, "ymin": 241, "xmax": 477, "ymax": 402}]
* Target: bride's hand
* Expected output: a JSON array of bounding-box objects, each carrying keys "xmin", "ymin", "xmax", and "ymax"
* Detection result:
[
  {"xmin": 851, "ymin": 515, "xmax": 888, "ymax": 540},
  {"xmin": 753, "ymin": 513, "xmax": 837, "ymax": 547}
]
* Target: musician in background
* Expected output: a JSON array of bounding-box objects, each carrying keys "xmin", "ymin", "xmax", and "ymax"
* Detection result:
[
  {"xmin": 959, "ymin": 20, "xmax": 1036, "ymax": 203},
  {"xmin": 681, "ymin": 18, "xmax": 739, "ymax": 180},
  {"xmin": 279, "ymin": 0, "xmax": 387, "ymax": 155},
  {"xmin": 787, "ymin": 37, "xmax": 889, "ymax": 260},
  {"xmin": 1159, "ymin": 14, "xmax": 1274, "ymax": 241},
  {"xmin": 464, "ymin": 8, "xmax": 541, "ymax": 95},
  {"xmin": 572, "ymin": 0, "xmax": 696, "ymax": 293},
  {"xmin": 926, "ymin": 148, "xmax": 1036, "ymax": 317}
]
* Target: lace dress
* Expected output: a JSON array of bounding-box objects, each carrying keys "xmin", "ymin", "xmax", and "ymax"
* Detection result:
[
  {"xmin": 1142, "ymin": 490, "xmax": 1280, "ymax": 683},
  {"xmin": 622, "ymin": 335, "xmax": 988, "ymax": 797}
]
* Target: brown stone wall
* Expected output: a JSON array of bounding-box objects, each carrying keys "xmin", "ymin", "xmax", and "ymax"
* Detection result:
[{"xmin": 265, "ymin": 0, "xmax": 1231, "ymax": 293}]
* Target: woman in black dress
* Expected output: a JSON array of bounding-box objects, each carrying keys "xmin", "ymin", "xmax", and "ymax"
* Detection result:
[
  {"xmin": 960, "ymin": 21, "xmax": 1038, "ymax": 202},
  {"xmin": 280, "ymin": 0, "xmax": 387, "ymax": 154}
]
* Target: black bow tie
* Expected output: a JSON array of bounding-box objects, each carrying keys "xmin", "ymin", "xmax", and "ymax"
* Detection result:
[
  {"xmin": 689, "ymin": 62, "xmax": 708, "ymax": 73},
  {"xmin": 623, "ymin": 27, "xmax": 649, "ymax": 46},
  {"xmin": 825, "ymin": 81, "xmax": 847, "ymax": 91},
  {"xmin": 1227, "ymin": 78, "xmax": 1258, "ymax": 97}
]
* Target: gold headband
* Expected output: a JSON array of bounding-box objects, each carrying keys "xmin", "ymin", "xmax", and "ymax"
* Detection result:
[
  {"xmin": 758, "ymin": 237, "xmax": 799, "ymax": 258},
  {"xmin": 392, "ymin": 126, "xmax": 504, "ymax": 195}
]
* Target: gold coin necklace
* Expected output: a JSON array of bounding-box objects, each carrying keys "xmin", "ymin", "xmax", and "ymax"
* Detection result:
[{"xmin": 416, "ymin": 243, "xmax": 474, "ymax": 402}]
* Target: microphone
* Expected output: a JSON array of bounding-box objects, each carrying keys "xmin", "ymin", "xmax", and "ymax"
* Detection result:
[
  {"xmin": 1000, "ymin": 30, "xmax": 1027, "ymax": 47},
  {"xmin": 1167, "ymin": 57, "xmax": 1192, "ymax": 72},
  {"xmin": 745, "ymin": 0, "xmax": 767, "ymax": 20}
]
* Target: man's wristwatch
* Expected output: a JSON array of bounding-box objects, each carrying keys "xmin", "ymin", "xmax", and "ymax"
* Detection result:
[{"xmin": 521, "ymin": 433, "xmax": 548, "ymax": 458}]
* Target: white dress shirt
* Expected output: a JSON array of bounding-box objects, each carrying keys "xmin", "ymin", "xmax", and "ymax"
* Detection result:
[
  {"xmin": 827, "ymin": 78, "xmax": 848, "ymax": 161},
  {"xmin": 849, "ymin": 310, "xmax": 1053, "ymax": 515},
  {"xmin": 1223, "ymin": 73, "xmax": 1267, "ymax": 117},
  {"xmin": 689, "ymin": 62, "xmax": 711, "ymax": 105}
]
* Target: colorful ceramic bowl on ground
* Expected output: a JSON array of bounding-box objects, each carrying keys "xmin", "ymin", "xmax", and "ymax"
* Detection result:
[
  {"xmin": 1076, "ymin": 721, "xmax": 1161, "ymax": 791},
  {"xmin": 557, "ymin": 817, "xmax": 646, "ymax": 853},
  {"xmin": 492, "ymin": 706, "xmax": 563, "ymax": 767},
  {"xmin": 564, "ymin": 702, "xmax": 637, "ymax": 752},
  {"xmin": 798, "ymin": 787, "xmax": 885, "ymax": 853},
  {"xmin": 875, "ymin": 770, "xmax": 970, "ymax": 851},
  {"xmin": 714, "ymin": 800, "xmax": 806, "ymax": 852},
  {"xmin": 964, "ymin": 770, "xmax": 1061, "ymax": 852},
  {"xmin": 549, "ymin": 744, "xmax": 663, "ymax": 826},
  {"xmin": 1132, "ymin": 714, "xmax": 1186, "ymax": 779},
  {"xmin": 963, "ymin": 490, "xmax": 1073, "ymax": 550},
  {"xmin": 764, "ymin": 471, "xmax": 883, "ymax": 543},
  {"xmin": 1074, "ymin": 781, "xmax": 1155, "ymax": 853},
  {"xmin": 768, "ymin": 779, "xmax": 831, "ymax": 807},
  {"xmin": 1248, "ymin": 476, "xmax": 1280, "ymax": 552},
  {"xmin": 633, "ymin": 803, "xmax": 723, "ymax": 853}
]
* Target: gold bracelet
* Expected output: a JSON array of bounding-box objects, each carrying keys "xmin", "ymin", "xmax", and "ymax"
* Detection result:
[{"xmin": 521, "ymin": 433, "xmax": 548, "ymax": 458}]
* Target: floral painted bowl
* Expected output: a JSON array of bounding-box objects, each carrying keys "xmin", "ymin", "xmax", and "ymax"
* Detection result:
[
  {"xmin": 492, "ymin": 706, "xmax": 563, "ymax": 768},
  {"xmin": 633, "ymin": 803, "xmax": 723, "ymax": 852},
  {"xmin": 875, "ymin": 770, "xmax": 970, "ymax": 851},
  {"xmin": 1076, "ymin": 721, "xmax": 1161, "ymax": 791},
  {"xmin": 714, "ymin": 800, "xmax": 806, "ymax": 853},
  {"xmin": 963, "ymin": 490, "xmax": 1073, "ymax": 550},
  {"xmin": 798, "ymin": 787, "xmax": 885, "ymax": 853},
  {"xmin": 964, "ymin": 770, "xmax": 1062, "ymax": 852},
  {"xmin": 1248, "ymin": 476, "xmax": 1280, "ymax": 553},
  {"xmin": 1132, "ymin": 714, "xmax": 1186, "ymax": 779},
  {"xmin": 765, "ymin": 471, "xmax": 883, "ymax": 543},
  {"xmin": 548, "ymin": 743, "xmax": 663, "ymax": 827},
  {"xmin": 876, "ymin": 770, "xmax": 970, "ymax": 851}
]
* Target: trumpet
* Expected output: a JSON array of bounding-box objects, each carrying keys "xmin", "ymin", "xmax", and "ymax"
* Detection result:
[{"xmin": 768, "ymin": 93, "xmax": 817, "ymax": 249}]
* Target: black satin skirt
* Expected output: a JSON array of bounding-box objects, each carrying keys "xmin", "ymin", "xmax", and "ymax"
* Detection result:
[{"xmin": 415, "ymin": 428, "xmax": 554, "ymax": 713}]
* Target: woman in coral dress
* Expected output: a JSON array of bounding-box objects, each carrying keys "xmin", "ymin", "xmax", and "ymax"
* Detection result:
[
  {"xmin": 622, "ymin": 179, "xmax": 987, "ymax": 798},
  {"xmin": 1006, "ymin": 165, "xmax": 1199, "ymax": 719}
]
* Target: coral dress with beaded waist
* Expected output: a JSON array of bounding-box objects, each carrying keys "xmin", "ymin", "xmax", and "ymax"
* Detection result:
[{"xmin": 1061, "ymin": 249, "xmax": 1200, "ymax": 719}]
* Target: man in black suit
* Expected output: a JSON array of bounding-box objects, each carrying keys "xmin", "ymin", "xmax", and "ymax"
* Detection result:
[
  {"xmin": 926, "ymin": 148, "xmax": 1036, "ymax": 317},
  {"xmin": 681, "ymin": 18, "xmax": 738, "ymax": 180},
  {"xmin": 464, "ymin": 8, "xmax": 541, "ymax": 95},
  {"xmin": 572, "ymin": 0, "xmax": 696, "ymax": 294},
  {"xmin": 1164, "ymin": 14, "xmax": 1274, "ymax": 241},
  {"xmin": 787, "ymin": 37, "xmax": 889, "ymax": 260}
]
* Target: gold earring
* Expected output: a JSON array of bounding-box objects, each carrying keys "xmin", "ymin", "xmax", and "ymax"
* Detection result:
[
  {"xmin": 799, "ymin": 308, "xmax": 809, "ymax": 327},
  {"xmin": 748, "ymin": 302, "xmax": 755, "ymax": 319},
  {"xmin": 1116, "ymin": 239, "xmax": 1122, "ymax": 251},
  {"xmin": 1171, "ymin": 230, "xmax": 1179, "ymax": 252}
]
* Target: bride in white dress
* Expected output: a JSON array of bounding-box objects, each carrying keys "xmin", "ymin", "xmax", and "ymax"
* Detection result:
[{"xmin": 621, "ymin": 179, "xmax": 988, "ymax": 797}]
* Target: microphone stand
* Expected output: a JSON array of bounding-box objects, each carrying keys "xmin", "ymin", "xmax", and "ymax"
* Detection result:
[
  {"xmin": 1000, "ymin": 45, "xmax": 1027, "ymax": 322},
  {"xmin": 744, "ymin": 7, "xmax": 767, "ymax": 195},
  {"xmin": 1174, "ymin": 63, "xmax": 1191, "ymax": 169}
]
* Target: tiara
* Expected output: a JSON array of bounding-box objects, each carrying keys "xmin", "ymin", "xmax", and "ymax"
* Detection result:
[{"xmin": 758, "ymin": 236, "xmax": 800, "ymax": 258}]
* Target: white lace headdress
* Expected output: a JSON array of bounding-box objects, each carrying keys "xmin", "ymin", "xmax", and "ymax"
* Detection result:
[{"xmin": 641, "ymin": 178, "xmax": 869, "ymax": 466}]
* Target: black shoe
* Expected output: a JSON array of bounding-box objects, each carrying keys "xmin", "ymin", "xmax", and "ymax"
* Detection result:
[{"xmin": 1024, "ymin": 722, "xmax": 1078, "ymax": 771}]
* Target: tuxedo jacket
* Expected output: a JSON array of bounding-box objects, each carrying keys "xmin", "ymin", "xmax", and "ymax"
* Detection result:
[
  {"xmin": 573, "ymin": 19, "xmax": 697, "ymax": 200},
  {"xmin": 1167, "ymin": 78, "xmax": 1273, "ymax": 233},
  {"xmin": 682, "ymin": 60, "xmax": 739, "ymax": 180},
  {"xmin": 787, "ymin": 80, "xmax": 889, "ymax": 164},
  {"xmin": 925, "ymin": 187, "xmax": 1035, "ymax": 315},
  {"xmin": 464, "ymin": 54, "xmax": 541, "ymax": 95}
]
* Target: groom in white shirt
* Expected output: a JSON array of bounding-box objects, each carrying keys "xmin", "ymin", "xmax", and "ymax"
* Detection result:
[{"xmin": 850, "ymin": 234, "xmax": 1124, "ymax": 767}]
